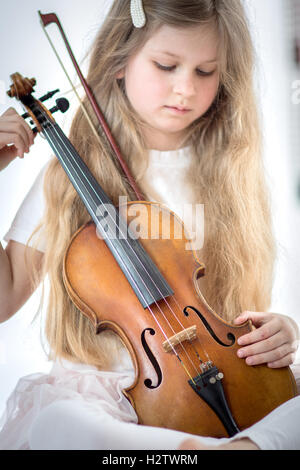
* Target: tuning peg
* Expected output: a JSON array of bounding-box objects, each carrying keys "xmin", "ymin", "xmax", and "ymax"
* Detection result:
[
  {"xmin": 20, "ymin": 89, "xmax": 60, "ymax": 119},
  {"xmin": 49, "ymin": 97, "xmax": 69, "ymax": 114},
  {"xmin": 22, "ymin": 97, "xmax": 69, "ymax": 121},
  {"xmin": 39, "ymin": 89, "xmax": 60, "ymax": 102},
  {"xmin": 21, "ymin": 111, "xmax": 30, "ymax": 119}
]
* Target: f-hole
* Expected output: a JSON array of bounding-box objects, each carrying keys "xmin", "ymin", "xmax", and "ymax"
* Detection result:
[
  {"xmin": 183, "ymin": 306, "xmax": 235, "ymax": 347},
  {"xmin": 141, "ymin": 328, "xmax": 163, "ymax": 389}
]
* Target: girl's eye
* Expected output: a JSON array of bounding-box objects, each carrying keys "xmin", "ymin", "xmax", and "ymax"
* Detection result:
[
  {"xmin": 196, "ymin": 69, "xmax": 215, "ymax": 77},
  {"xmin": 154, "ymin": 62, "xmax": 214, "ymax": 77},
  {"xmin": 154, "ymin": 62, "xmax": 175, "ymax": 72}
]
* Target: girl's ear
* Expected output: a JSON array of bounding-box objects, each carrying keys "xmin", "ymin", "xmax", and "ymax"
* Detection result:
[{"xmin": 116, "ymin": 69, "xmax": 125, "ymax": 79}]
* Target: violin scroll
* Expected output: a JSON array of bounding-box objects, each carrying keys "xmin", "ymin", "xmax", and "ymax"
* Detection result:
[
  {"xmin": 7, "ymin": 72, "xmax": 36, "ymax": 99},
  {"xmin": 7, "ymin": 72, "xmax": 70, "ymax": 135}
]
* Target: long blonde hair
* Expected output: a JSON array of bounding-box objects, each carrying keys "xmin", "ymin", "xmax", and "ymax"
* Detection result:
[{"xmin": 31, "ymin": 0, "xmax": 276, "ymax": 369}]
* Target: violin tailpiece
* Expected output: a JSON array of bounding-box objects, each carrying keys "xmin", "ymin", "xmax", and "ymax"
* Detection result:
[{"xmin": 188, "ymin": 365, "xmax": 240, "ymax": 437}]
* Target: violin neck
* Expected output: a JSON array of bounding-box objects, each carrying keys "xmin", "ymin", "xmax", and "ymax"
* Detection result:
[
  {"xmin": 42, "ymin": 122, "xmax": 173, "ymax": 308},
  {"xmin": 45, "ymin": 122, "xmax": 113, "ymax": 218}
]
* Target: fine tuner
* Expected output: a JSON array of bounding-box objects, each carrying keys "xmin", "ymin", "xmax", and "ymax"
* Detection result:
[{"xmin": 6, "ymin": 59, "xmax": 297, "ymax": 438}]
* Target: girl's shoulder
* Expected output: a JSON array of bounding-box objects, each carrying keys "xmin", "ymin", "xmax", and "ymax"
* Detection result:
[{"xmin": 3, "ymin": 160, "xmax": 51, "ymax": 252}]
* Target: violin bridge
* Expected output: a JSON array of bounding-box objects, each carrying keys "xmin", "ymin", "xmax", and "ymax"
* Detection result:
[{"xmin": 162, "ymin": 325, "xmax": 197, "ymax": 353}]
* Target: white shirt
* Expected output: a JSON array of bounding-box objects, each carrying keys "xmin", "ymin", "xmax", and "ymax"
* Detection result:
[
  {"xmin": 2, "ymin": 147, "xmax": 300, "ymax": 450},
  {"xmin": 3, "ymin": 163, "xmax": 48, "ymax": 252},
  {"xmin": 3, "ymin": 147, "xmax": 196, "ymax": 251}
]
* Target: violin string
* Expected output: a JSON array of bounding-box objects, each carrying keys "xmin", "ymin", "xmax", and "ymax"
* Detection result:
[
  {"xmin": 39, "ymin": 127, "xmax": 178, "ymax": 353},
  {"xmin": 38, "ymin": 106, "xmax": 206, "ymax": 377},
  {"xmin": 43, "ymin": 122, "xmax": 210, "ymax": 373},
  {"xmin": 40, "ymin": 126, "xmax": 200, "ymax": 381},
  {"xmin": 46, "ymin": 126, "xmax": 205, "ymax": 381},
  {"xmin": 43, "ymin": 120, "xmax": 211, "ymax": 377},
  {"xmin": 53, "ymin": 131, "xmax": 212, "ymax": 379},
  {"xmin": 168, "ymin": 295, "xmax": 211, "ymax": 363}
]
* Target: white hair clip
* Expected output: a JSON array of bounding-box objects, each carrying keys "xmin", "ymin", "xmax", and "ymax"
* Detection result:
[{"xmin": 130, "ymin": 0, "xmax": 146, "ymax": 28}]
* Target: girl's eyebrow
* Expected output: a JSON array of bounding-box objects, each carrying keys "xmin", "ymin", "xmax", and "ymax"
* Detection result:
[{"xmin": 151, "ymin": 50, "xmax": 218, "ymax": 64}]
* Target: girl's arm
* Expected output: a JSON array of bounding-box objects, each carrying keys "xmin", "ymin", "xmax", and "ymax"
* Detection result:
[
  {"xmin": 0, "ymin": 107, "xmax": 43, "ymax": 322},
  {"xmin": 0, "ymin": 240, "xmax": 44, "ymax": 322}
]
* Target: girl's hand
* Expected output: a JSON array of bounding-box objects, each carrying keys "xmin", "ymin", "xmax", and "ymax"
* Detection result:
[
  {"xmin": 177, "ymin": 437, "xmax": 259, "ymax": 450},
  {"xmin": 0, "ymin": 107, "xmax": 35, "ymax": 171},
  {"xmin": 234, "ymin": 311, "xmax": 300, "ymax": 368}
]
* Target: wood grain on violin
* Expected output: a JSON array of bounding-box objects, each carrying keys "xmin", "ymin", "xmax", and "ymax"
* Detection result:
[
  {"xmin": 63, "ymin": 203, "xmax": 296, "ymax": 437},
  {"xmin": 7, "ymin": 61, "xmax": 296, "ymax": 438}
]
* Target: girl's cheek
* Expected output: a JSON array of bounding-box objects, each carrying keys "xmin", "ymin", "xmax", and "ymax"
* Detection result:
[
  {"xmin": 200, "ymin": 78, "xmax": 220, "ymax": 106},
  {"xmin": 144, "ymin": 79, "xmax": 168, "ymax": 104},
  {"xmin": 153, "ymin": 82, "xmax": 168, "ymax": 101}
]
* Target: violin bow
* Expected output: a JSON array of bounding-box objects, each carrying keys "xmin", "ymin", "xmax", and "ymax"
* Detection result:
[{"xmin": 38, "ymin": 10, "xmax": 144, "ymax": 201}]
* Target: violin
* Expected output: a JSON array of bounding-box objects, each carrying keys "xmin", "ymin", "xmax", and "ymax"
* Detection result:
[{"xmin": 6, "ymin": 12, "xmax": 297, "ymax": 438}]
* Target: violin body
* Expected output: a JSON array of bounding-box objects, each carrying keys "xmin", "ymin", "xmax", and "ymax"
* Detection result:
[
  {"xmin": 6, "ymin": 13, "xmax": 297, "ymax": 436},
  {"xmin": 7, "ymin": 68, "xmax": 296, "ymax": 437},
  {"xmin": 7, "ymin": 70, "xmax": 296, "ymax": 437},
  {"xmin": 63, "ymin": 201, "xmax": 297, "ymax": 438},
  {"xmin": 6, "ymin": 6, "xmax": 298, "ymax": 436}
]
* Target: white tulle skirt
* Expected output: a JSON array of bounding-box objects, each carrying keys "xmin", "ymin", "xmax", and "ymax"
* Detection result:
[
  {"xmin": 0, "ymin": 359, "xmax": 137, "ymax": 450},
  {"xmin": 1, "ymin": 359, "xmax": 300, "ymax": 450}
]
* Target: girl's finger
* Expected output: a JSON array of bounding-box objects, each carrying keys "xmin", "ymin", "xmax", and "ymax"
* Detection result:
[
  {"xmin": 242, "ymin": 343, "xmax": 294, "ymax": 366},
  {"xmin": 0, "ymin": 117, "xmax": 32, "ymax": 150},
  {"xmin": 237, "ymin": 317, "xmax": 281, "ymax": 346},
  {"xmin": 267, "ymin": 352, "xmax": 296, "ymax": 369},
  {"xmin": 0, "ymin": 132, "xmax": 27, "ymax": 158},
  {"xmin": 237, "ymin": 331, "xmax": 285, "ymax": 358},
  {"xmin": 0, "ymin": 108, "xmax": 34, "ymax": 147},
  {"xmin": 234, "ymin": 311, "xmax": 270, "ymax": 326},
  {"xmin": 1, "ymin": 107, "xmax": 18, "ymax": 117}
]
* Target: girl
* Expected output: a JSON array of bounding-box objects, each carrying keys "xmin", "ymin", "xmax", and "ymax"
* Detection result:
[{"xmin": 0, "ymin": 0, "xmax": 300, "ymax": 450}]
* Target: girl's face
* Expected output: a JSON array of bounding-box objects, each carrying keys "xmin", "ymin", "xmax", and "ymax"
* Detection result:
[{"xmin": 119, "ymin": 24, "xmax": 220, "ymax": 150}]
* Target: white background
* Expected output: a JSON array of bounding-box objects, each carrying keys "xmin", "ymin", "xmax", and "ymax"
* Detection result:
[{"xmin": 0, "ymin": 0, "xmax": 300, "ymax": 416}]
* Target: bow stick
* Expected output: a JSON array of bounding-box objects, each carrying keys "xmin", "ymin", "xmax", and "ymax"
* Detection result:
[{"xmin": 38, "ymin": 10, "xmax": 144, "ymax": 201}]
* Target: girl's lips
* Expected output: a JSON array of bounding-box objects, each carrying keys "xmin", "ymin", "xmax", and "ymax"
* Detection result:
[{"xmin": 165, "ymin": 105, "xmax": 191, "ymax": 114}]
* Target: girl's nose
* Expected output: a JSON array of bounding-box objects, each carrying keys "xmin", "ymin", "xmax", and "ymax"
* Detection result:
[{"xmin": 172, "ymin": 72, "xmax": 196, "ymax": 97}]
